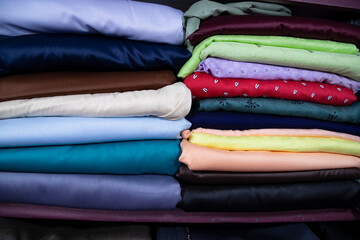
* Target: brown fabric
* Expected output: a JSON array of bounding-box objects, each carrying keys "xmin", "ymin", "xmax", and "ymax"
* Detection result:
[
  {"xmin": 176, "ymin": 165, "xmax": 360, "ymax": 185},
  {"xmin": 0, "ymin": 70, "xmax": 176, "ymax": 102}
]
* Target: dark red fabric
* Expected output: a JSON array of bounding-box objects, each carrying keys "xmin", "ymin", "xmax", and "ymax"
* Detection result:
[
  {"xmin": 188, "ymin": 15, "xmax": 360, "ymax": 47},
  {"xmin": 184, "ymin": 72, "xmax": 356, "ymax": 105}
]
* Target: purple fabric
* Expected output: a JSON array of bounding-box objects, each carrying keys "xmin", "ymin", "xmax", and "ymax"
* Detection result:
[
  {"xmin": 196, "ymin": 58, "xmax": 360, "ymax": 93},
  {"xmin": 0, "ymin": 203, "xmax": 359, "ymax": 223},
  {"xmin": 0, "ymin": 172, "xmax": 181, "ymax": 210}
]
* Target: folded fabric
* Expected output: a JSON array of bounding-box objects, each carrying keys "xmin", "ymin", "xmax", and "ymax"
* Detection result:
[
  {"xmin": 0, "ymin": 140, "xmax": 181, "ymax": 175},
  {"xmin": 178, "ymin": 180, "xmax": 360, "ymax": 212},
  {"xmin": 178, "ymin": 41, "xmax": 360, "ymax": 81},
  {"xmin": 196, "ymin": 58, "xmax": 360, "ymax": 93},
  {"xmin": 196, "ymin": 98, "xmax": 360, "ymax": 124},
  {"xmin": 183, "ymin": 0, "xmax": 292, "ymax": 50},
  {"xmin": 0, "ymin": 71, "xmax": 176, "ymax": 102},
  {"xmin": 188, "ymin": 133, "xmax": 360, "ymax": 157},
  {"xmin": 0, "ymin": 173, "xmax": 181, "ymax": 210},
  {"xmin": 0, "ymin": 82, "xmax": 191, "ymax": 120},
  {"xmin": 180, "ymin": 140, "xmax": 360, "ymax": 172},
  {"xmin": 0, "ymin": 34, "xmax": 191, "ymax": 76},
  {"xmin": 0, "ymin": 0, "xmax": 184, "ymax": 45},
  {"xmin": 0, "ymin": 218, "xmax": 152, "ymax": 240},
  {"xmin": 184, "ymin": 128, "xmax": 360, "ymax": 142},
  {"xmin": 185, "ymin": 72, "xmax": 356, "ymax": 105},
  {"xmin": 157, "ymin": 224, "xmax": 320, "ymax": 240},
  {"xmin": 177, "ymin": 165, "xmax": 360, "ymax": 185},
  {"xmin": 186, "ymin": 111, "xmax": 360, "ymax": 136},
  {"xmin": 0, "ymin": 117, "xmax": 191, "ymax": 148},
  {"xmin": 188, "ymin": 15, "xmax": 360, "ymax": 48}
]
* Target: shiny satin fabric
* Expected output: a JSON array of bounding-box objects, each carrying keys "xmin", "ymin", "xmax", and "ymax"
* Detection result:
[
  {"xmin": 0, "ymin": 0, "xmax": 184, "ymax": 45},
  {"xmin": 179, "ymin": 140, "xmax": 360, "ymax": 172},
  {"xmin": 0, "ymin": 117, "xmax": 191, "ymax": 148},
  {"xmin": 0, "ymin": 140, "xmax": 181, "ymax": 175},
  {"xmin": 196, "ymin": 58, "xmax": 360, "ymax": 93},
  {"xmin": 0, "ymin": 173, "xmax": 181, "ymax": 210},
  {"xmin": 178, "ymin": 180, "xmax": 360, "ymax": 212},
  {"xmin": 0, "ymin": 82, "xmax": 191, "ymax": 120},
  {"xmin": 177, "ymin": 165, "xmax": 360, "ymax": 185},
  {"xmin": 196, "ymin": 98, "xmax": 360, "ymax": 124},
  {"xmin": 157, "ymin": 224, "xmax": 320, "ymax": 240},
  {"xmin": 0, "ymin": 71, "xmax": 176, "ymax": 102},
  {"xmin": 0, "ymin": 218, "xmax": 152, "ymax": 240},
  {"xmin": 186, "ymin": 111, "xmax": 360, "ymax": 136},
  {"xmin": 0, "ymin": 34, "xmax": 191, "ymax": 76},
  {"xmin": 188, "ymin": 15, "xmax": 360, "ymax": 48}
]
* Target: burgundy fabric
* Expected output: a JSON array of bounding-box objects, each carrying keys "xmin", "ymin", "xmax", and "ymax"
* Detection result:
[
  {"xmin": 188, "ymin": 15, "xmax": 360, "ymax": 48},
  {"xmin": 0, "ymin": 202, "xmax": 359, "ymax": 223}
]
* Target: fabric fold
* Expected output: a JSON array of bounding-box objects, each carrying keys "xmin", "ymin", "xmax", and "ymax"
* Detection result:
[
  {"xmin": 0, "ymin": 82, "xmax": 191, "ymax": 120},
  {"xmin": 0, "ymin": 71, "xmax": 176, "ymax": 102},
  {"xmin": 0, "ymin": 173, "xmax": 181, "ymax": 210},
  {"xmin": 0, "ymin": 117, "xmax": 191, "ymax": 148},
  {"xmin": 179, "ymin": 140, "xmax": 360, "ymax": 172},
  {"xmin": 0, "ymin": 34, "xmax": 191, "ymax": 76},
  {"xmin": 0, "ymin": 140, "xmax": 181, "ymax": 175},
  {"xmin": 0, "ymin": 0, "xmax": 184, "ymax": 45},
  {"xmin": 196, "ymin": 98, "xmax": 360, "ymax": 124}
]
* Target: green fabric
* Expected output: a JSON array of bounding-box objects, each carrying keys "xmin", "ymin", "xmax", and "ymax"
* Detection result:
[
  {"xmin": 189, "ymin": 133, "xmax": 360, "ymax": 157},
  {"xmin": 196, "ymin": 98, "xmax": 360, "ymax": 124},
  {"xmin": 183, "ymin": 0, "xmax": 292, "ymax": 51},
  {"xmin": 0, "ymin": 140, "xmax": 182, "ymax": 175},
  {"xmin": 178, "ymin": 35, "xmax": 359, "ymax": 78}
]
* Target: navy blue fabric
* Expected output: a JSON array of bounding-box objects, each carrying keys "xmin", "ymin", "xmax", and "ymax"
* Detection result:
[
  {"xmin": 0, "ymin": 34, "xmax": 191, "ymax": 76},
  {"xmin": 186, "ymin": 110, "xmax": 360, "ymax": 136}
]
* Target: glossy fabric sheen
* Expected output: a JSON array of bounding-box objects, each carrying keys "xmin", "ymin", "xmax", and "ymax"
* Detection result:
[
  {"xmin": 0, "ymin": 218, "xmax": 152, "ymax": 240},
  {"xmin": 189, "ymin": 133, "xmax": 360, "ymax": 157},
  {"xmin": 196, "ymin": 98, "xmax": 360, "ymax": 124},
  {"xmin": 0, "ymin": 173, "xmax": 181, "ymax": 210},
  {"xmin": 0, "ymin": 140, "xmax": 181, "ymax": 175},
  {"xmin": 0, "ymin": 34, "xmax": 191, "ymax": 76},
  {"xmin": 196, "ymin": 58, "xmax": 360, "ymax": 93},
  {"xmin": 178, "ymin": 180, "xmax": 360, "ymax": 212},
  {"xmin": 0, "ymin": 71, "xmax": 176, "ymax": 102},
  {"xmin": 177, "ymin": 165, "xmax": 360, "ymax": 185},
  {"xmin": 186, "ymin": 111, "xmax": 360, "ymax": 136},
  {"xmin": 0, "ymin": 117, "xmax": 191, "ymax": 148},
  {"xmin": 0, "ymin": 0, "xmax": 184, "ymax": 45},
  {"xmin": 189, "ymin": 15, "xmax": 360, "ymax": 48},
  {"xmin": 185, "ymin": 72, "xmax": 356, "ymax": 105},
  {"xmin": 178, "ymin": 35, "xmax": 359, "ymax": 78},
  {"xmin": 0, "ymin": 82, "xmax": 191, "ymax": 120}
]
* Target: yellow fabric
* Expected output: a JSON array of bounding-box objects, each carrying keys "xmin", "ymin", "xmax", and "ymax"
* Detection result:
[{"xmin": 189, "ymin": 133, "xmax": 360, "ymax": 157}]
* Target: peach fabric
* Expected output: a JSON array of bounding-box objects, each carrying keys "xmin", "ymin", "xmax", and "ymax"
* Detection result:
[{"xmin": 179, "ymin": 140, "xmax": 360, "ymax": 172}]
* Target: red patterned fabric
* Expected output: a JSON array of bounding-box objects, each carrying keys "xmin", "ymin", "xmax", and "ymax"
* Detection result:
[{"xmin": 184, "ymin": 72, "xmax": 356, "ymax": 106}]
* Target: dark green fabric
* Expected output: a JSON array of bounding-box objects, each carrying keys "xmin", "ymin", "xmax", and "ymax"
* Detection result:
[{"xmin": 196, "ymin": 98, "xmax": 360, "ymax": 124}]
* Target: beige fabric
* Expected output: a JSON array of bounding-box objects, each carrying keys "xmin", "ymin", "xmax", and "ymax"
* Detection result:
[{"xmin": 0, "ymin": 82, "xmax": 191, "ymax": 120}]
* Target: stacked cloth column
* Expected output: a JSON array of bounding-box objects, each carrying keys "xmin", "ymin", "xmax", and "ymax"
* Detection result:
[
  {"xmin": 0, "ymin": 0, "xmax": 192, "ymax": 211},
  {"xmin": 177, "ymin": 0, "xmax": 360, "ymax": 212}
]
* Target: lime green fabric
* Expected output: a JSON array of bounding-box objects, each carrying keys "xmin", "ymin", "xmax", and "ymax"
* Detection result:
[
  {"xmin": 189, "ymin": 133, "xmax": 360, "ymax": 157},
  {"xmin": 178, "ymin": 35, "xmax": 360, "ymax": 79}
]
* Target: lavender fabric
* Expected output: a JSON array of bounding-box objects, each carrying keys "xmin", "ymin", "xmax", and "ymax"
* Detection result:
[
  {"xmin": 196, "ymin": 58, "xmax": 360, "ymax": 93},
  {"xmin": 0, "ymin": 172, "xmax": 181, "ymax": 210}
]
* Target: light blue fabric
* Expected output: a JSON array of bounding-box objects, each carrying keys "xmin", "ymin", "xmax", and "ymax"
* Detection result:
[
  {"xmin": 0, "ymin": 140, "xmax": 182, "ymax": 175},
  {"xmin": 0, "ymin": 117, "xmax": 191, "ymax": 147}
]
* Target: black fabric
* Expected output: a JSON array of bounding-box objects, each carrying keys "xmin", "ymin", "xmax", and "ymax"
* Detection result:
[{"xmin": 308, "ymin": 221, "xmax": 360, "ymax": 240}]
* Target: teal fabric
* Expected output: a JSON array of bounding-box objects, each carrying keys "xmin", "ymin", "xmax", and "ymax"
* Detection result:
[
  {"xmin": 196, "ymin": 98, "xmax": 360, "ymax": 124},
  {"xmin": 0, "ymin": 140, "xmax": 181, "ymax": 175}
]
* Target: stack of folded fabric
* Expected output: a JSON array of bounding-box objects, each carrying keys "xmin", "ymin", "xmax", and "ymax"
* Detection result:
[
  {"xmin": 177, "ymin": 0, "xmax": 360, "ymax": 212},
  {"xmin": 0, "ymin": 0, "xmax": 192, "ymax": 211}
]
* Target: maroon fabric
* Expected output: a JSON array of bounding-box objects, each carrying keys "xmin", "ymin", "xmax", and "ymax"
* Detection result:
[
  {"xmin": 188, "ymin": 15, "xmax": 360, "ymax": 48},
  {"xmin": 0, "ymin": 202, "xmax": 359, "ymax": 223}
]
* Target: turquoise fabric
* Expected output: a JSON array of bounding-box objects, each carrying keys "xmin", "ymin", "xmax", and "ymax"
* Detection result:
[
  {"xmin": 0, "ymin": 140, "xmax": 181, "ymax": 175},
  {"xmin": 196, "ymin": 98, "xmax": 360, "ymax": 124}
]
